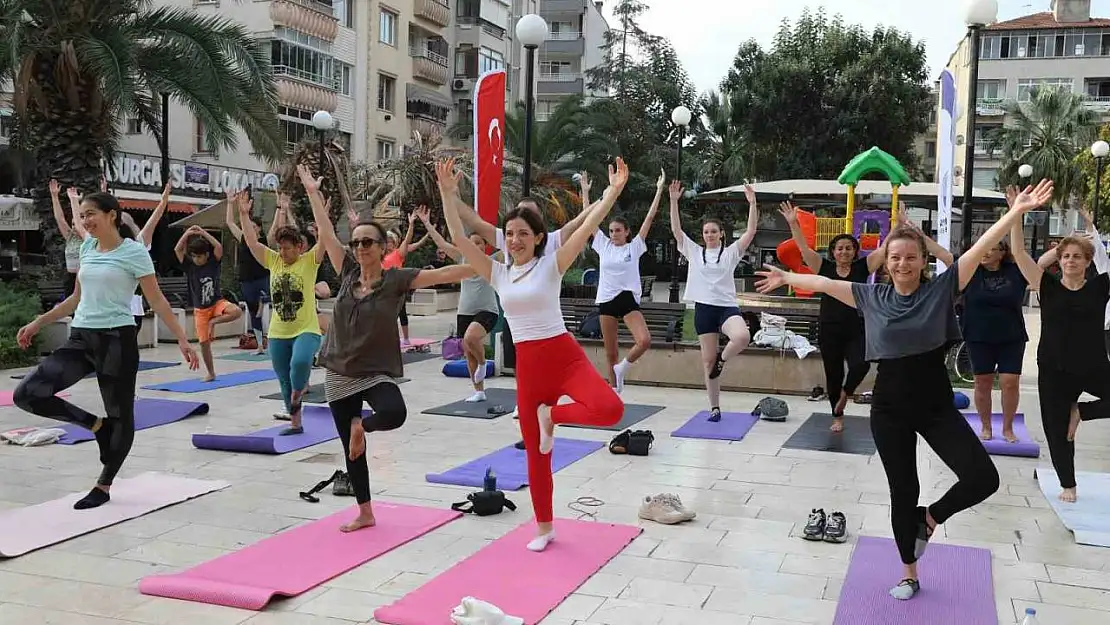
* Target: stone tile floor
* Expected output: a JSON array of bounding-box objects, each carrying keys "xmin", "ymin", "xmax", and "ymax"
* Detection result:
[{"xmin": 2, "ymin": 312, "xmax": 1110, "ymax": 624}]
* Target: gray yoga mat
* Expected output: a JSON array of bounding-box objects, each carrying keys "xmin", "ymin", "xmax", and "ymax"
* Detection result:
[
  {"xmin": 259, "ymin": 379, "xmax": 409, "ymax": 404},
  {"xmin": 553, "ymin": 403, "xmax": 664, "ymax": 432},
  {"xmin": 782, "ymin": 413, "xmax": 876, "ymax": 456},
  {"xmin": 403, "ymin": 351, "xmax": 438, "ymax": 365},
  {"xmin": 422, "ymin": 388, "xmax": 517, "ymax": 419}
]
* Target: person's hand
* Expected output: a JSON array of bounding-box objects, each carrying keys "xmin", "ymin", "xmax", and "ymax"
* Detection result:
[
  {"xmin": 744, "ymin": 184, "xmax": 757, "ymax": 206},
  {"xmin": 67, "ymin": 186, "xmax": 80, "ymax": 202},
  {"xmin": 1005, "ymin": 185, "xmax": 1019, "ymax": 208},
  {"xmin": 277, "ymin": 193, "xmax": 291, "ymax": 211},
  {"xmin": 296, "ymin": 165, "xmax": 322, "ymax": 195},
  {"xmin": 99, "ymin": 176, "xmax": 108, "ymax": 193},
  {"xmin": 323, "ymin": 197, "xmax": 332, "ymax": 215},
  {"xmin": 578, "ymin": 171, "xmax": 591, "ymax": 194},
  {"xmin": 347, "ymin": 206, "xmax": 359, "ymax": 227},
  {"xmin": 237, "ymin": 191, "xmax": 252, "ymax": 216},
  {"xmin": 415, "ymin": 205, "xmax": 431, "ymax": 225},
  {"xmin": 656, "ymin": 168, "xmax": 666, "ymax": 190},
  {"xmin": 778, "ymin": 201, "xmax": 798, "ymax": 224},
  {"xmin": 436, "ymin": 158, "xmax": 461, "ymax": 196},
  {"xmin": 607, "ymin": 157, "xmax": 629, "ymax": 190},
  {"xmin": 49, "ymin": 179, "xmax": 60, "ymax": 197},
  {"xmin": 407, "ymin": 210, "xmax": 417, "ymax": 225},
  {"xmin": 1011, "ymin": 179, "xmax": 1055, "ymax": 214},
  {"xmin": 16, "ymin": 320, "xmax": 41, "ymax": 350},
  {"xmin": 179, "ymin": 340, "xmax": 200, "ymax": 370},
  {"xmin": 754, "ymin": 265, "xmax": 789, "ymax": 294},
  {"xmin": 668, "ymin": 180, "xmax": 683, "ymax": 202},
  {"xmin": 1079, "ymin": 207, "xmax": 1094, "ymax": 229}
]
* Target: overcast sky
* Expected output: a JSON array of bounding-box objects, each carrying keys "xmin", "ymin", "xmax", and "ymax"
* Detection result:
[{"xmin": 599, "ymin": 0, "xmax": 1110, "ymax": 95}]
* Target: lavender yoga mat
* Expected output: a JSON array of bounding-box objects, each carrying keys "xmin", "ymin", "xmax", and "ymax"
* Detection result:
[
  {"xmin": 142, "ymin": 369, "xmax": 278, "ymax": 393},
  {"xmin": 961, "ymin": 412, "xmax": 1039, "ymax": 458},
  {"xmin": 57, "ymin": 398, "xmax": 210, "ymax": 444},
  {"xmin": 671, "ymin": 411, "xmax": 759, "ymax": 441},
  {"xmin": 833, "ymin": 536, "xmax": 997, "ymax": 625},
  {"xmin": 425, "ymin": 438, "xmax": 605, "ymax": 490},
  {"xmin": 191, "ymin": 405, "xmax": 361, "ymax": 454}
]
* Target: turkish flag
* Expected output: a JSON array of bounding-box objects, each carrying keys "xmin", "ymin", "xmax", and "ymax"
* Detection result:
[{"xmin": 473, "ymin": 69, "xmax": 506, "ymax": 229}]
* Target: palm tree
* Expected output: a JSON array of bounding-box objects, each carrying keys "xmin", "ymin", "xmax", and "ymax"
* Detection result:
[
  {"xmin": 690, "ymin": 89, "xmax": 748, "ymax": 190},
  {"xmin": 986, "ymin": 87, "xmax": 1099, "ymax": 206}
]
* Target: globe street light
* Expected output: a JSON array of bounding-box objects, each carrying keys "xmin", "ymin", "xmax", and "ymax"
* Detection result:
[
  {"xmin": 1018, "ymin": 164, "xmax": 1033, "ymax": 179},
  {"xmin": 1017, "ymin": 163, "xmax": 1038, "ymax": 254},
  {"xmin": 668, "ymin": 105, "xmax": 692, "ymax": 303},
  {"xmin": 1093, "ymin": 140, "xmax": 1109, "ymax": 228},
  {"xmin": 516, "ymin": 14, "xmax": 548, "ymax": 197},
  {"xmin": 312, "ymin": 110, "xmax": 334, "ymax": 178},
  {"xmin": 960, "ymin": 0, "xmax": 998, "ymax": 252}
]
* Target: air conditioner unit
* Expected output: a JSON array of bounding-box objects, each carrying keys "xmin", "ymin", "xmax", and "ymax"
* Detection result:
[{"xmin": 452, "ymin": 78, "xmax": 471, "ymax": 91}]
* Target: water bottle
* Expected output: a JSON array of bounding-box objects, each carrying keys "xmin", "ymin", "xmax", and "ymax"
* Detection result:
[
  {"xmin": 1020, "ymin": 607, "xmax": 1038, "ymax": 625},
  {"xmin": 483, "ymin": 466, "xmax": 497, "ymax": 492}
]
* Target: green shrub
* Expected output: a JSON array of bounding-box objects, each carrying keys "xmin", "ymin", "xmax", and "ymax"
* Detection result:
[
  {"xmin": 0, "ymin": 282, "xmax": 43, "ymax": 369},
  {"xmin": 562, "ymin": 267, "xmax": 584, "ymax": 285}
]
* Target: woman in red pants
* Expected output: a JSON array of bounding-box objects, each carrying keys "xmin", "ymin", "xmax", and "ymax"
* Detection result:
[{"xmin": 438, "ymin": 157, "xmax": 629, "ymax": 551}]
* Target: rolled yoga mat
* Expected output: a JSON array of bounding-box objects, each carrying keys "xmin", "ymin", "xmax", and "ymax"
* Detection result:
[
  {"xmin": 961, "ymin": 412, "xmax": 1039, "ymax": 458},
  {"xmin": 0, "ymin": 472, "xmax": 229, "ymax": 558},
  {"xmin": 57, "ymin": 398, "xmax": 210, "ymax": 444},
  {"xmin": 139, "ymin": 502, "xmax": 461, "ymax": 610},
  {"xmin": 374, "ymin": 518, "xmax": 641, "ymax": 625},
  {"xmin": 142, "ymin": 368, "xmax": 278, "ymax": 393},
  {"xmin": 781, "ymin": 413, "xmax": 877, "ymax": 456},
  {"xmin": 1036, "ymin": 467, "xmax": 1110, "ymax": 547},
  {"xmin": 425, "ymin": 438, "xmax": 605, "ymax": 490},
  {"xmin": 11, "ymin": 360, "xmax": 180, "ymax": 380},
  {"xmin": 832, "ymin": 536, "xmax": 996, "ymax": 625},
  {"xmin": 192, "ymin": 405, "xmax": 356, "ymax": 454},
  {"xmin": 671, "ymin": 411, "xmax": 759, "ymax": 441},
  {"xmin": 422, "ymin": 387, "xmax": 517, "ymax": 419}
]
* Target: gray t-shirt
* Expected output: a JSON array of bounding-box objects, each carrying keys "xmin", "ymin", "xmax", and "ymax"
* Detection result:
[
  {"xmin": 850, "ymin": 266, "xmax": 962, "ymax": 361},
  {"xmin": 457, "ymin": 253, "xmax": 499, "ymax": 316}
]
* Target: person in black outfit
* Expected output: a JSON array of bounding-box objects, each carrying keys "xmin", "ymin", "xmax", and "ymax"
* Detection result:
[
  {"xmin": 1011, "ymin": 210, "xmax": 1110, "ymax": 503},
  {"xmin": 226, "ymin": 196, "xmax": 270, "ymax": 354}
]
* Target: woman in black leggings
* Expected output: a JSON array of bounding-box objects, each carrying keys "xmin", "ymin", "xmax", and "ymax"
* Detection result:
[
  {"xmin": 295, "ymin": 166, "xmax": 474, "ymax": 531},
  {"xmin": 756, "ymin": 179, "xmax": 1054, "ymax": 601},
  {"xmin": 14, "ymin": 192, "xmax": 198, "ymax": 510}
]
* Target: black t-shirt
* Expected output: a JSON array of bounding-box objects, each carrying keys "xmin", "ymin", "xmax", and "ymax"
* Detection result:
[
  {"xmin": 961, "ymin": 263, "xmax": 1028, "ymax": 344},
  {"xmin": 818, "ymin": 257, "xmax": 870, "ymax": 325},
  {"xmin": 1037, "ymin": 271, "xmax": 1110, "ymax": 369},
  {"xmin": 185, "ymin": 257, "xmax": 223, "ymax": 309},
  {"xmin": 238, "ymin": 236, "xmax": 268, "ymax": 282}
]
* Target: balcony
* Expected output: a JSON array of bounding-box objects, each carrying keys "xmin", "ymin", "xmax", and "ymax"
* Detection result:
[
  {"xmin": 411, "ymin": 46, "xmax": 449, "ymax": 86},
  {"xmin": 275, "ymin": 77, "xmax": 337, "ymax": 112},
  {"xmin": 414, "ymin": 0, "xmax": 450, "ymax": 28},
  {"xmin": 537, "ymin": 72, "xmax": 584, "ymax": 95},
  {"xmin": 543, "ymin": 31, "xmax": 585, "ymax": 56},
  {"xmin": 270, "ymin": 0, "xmax": 338, "ymax": 41},
  {"xmin": 542, "ymin": 0, "xmax": 588, "ymax": 16},
  {"xmin": 975, "ymin": 98, "xmax": 1006, "ymax": 116},
  {"xmin": 1084, "ymin": 95, "xmax": 1110, "ymax": 114}
]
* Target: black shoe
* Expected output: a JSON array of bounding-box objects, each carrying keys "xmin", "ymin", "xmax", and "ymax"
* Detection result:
[
  {"xmin": 707, "ymin": 408, "xmax": 722, "ymax": 423},
  {"xmin": 708, "ymin": 349, "xmax": 726, "ymax": 380},
  {"xmin": 803, "ymin": 508, "xmax": 826, "ymax": 541},
  {"xmin": 824, "ymin": 511, "xmax": 847, "ymax": 543}
]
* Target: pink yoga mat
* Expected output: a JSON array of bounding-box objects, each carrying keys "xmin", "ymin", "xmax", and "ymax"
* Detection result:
[
  {"xmin": 139, "ymin": 502, "xmax": 461, "ymax": 610},
  {"xmin": 375, "ymin": 519, "xmax": 641, "ymax": 625},
  {"xmin": 0, "ymin": 390, "xmax": 69, "ymax": 407}
]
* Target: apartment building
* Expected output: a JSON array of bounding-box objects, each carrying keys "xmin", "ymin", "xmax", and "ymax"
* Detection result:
[
  {"xmin": 536, "ymin": 0, "xmax": 611, "ymax": 120},
  {"xmin": 913, "ymin": 89, "xmax": 939, "ymax": 182},
  {"xmin": 450, "ymin": 0, "xmax": 535, "ymax": 126},
  {"xmin": 943, "ymin": 0, "xmax": 1110, "ymax": 232}
]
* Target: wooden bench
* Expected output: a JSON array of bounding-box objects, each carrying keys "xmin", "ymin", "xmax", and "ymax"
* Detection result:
[
  {"xmin": 737, "ymin": 293, "xmax": 822, "ymax": 345},
  {"xmin": 157, "ymin": 276, "xmax": 191, "ymax": 311},
  {"xmin": 560, "ymin": 298, "xmax": 685, "ymax": 344}
]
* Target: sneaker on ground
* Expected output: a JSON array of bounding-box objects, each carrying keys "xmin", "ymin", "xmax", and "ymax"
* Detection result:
[
  {"xmin": 464, "ymin": 391, "xmax": 487, "ymax": 403},
  {"xmin": 657, "ymin": 493, "xmax": 696, "ymax": 521},
  {"xmin": 802, "ymin": 508, "xmax": 827, "ymax": 541},
  {"xmin": 807, "ymin": 386, "xmax": 827, "ymax": 401},
  {"xmin": 823, "ymin": 511, "xmax": 847, "ymax": 543},
  {"xmin": 638, "ymin": 494, "xmax": 686, "ymax": 525}
]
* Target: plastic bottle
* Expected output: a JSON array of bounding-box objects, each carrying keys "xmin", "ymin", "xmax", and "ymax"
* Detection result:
[
  {"xmin": 1020, "ymin": 607, "xmax": 1038, "ymax": 625},
  {"xmin": 483, "ymin": 466, "xmax": 497, "ymax": 491}
]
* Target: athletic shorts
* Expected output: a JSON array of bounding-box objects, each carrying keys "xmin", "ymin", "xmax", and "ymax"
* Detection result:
[
  {"xmin": 597, "ymin": 290, "xmax": 640, "ymax": 319},
  {"xmin": 965, "ymin": 340, "xmax": 1025, "ymax": 376},
  {"xmin": 194, "ymin": 300, "xmax": 235, "ymax": 343},
  {"xmin": 458, "ymin": 311, "xmax": 498, "ymax": 334},
  {"xmin": 693, "ymin": 303, "xmax": 742, "ymax": 336}
]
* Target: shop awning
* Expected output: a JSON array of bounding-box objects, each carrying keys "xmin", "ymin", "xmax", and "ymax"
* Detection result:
[
  {"xmin": 115, "ymin": 189, "xmax": 219, "ymax": 214},
  {"xmin": 406, "ymin": 82, "xmax": 452, "ymax": 109}
]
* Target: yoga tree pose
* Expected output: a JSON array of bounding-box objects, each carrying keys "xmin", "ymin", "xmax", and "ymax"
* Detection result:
[
  {"xmin": 439, "ymin": 156, "xmax": 627, "ymax": 552},
  {"xmin": 174, "ymin": 226, "xmax": 243, "ymax": 382},
  {"xmin": 669, "ymin": 180, "xmax": 758, "ymax": 421},
  {"xmin": 755, "ymin": 179, "xmax": 1054, "ymax": 600},
  {"xmin": 49, "ymin": 179, "xmax": 87, "ymax": 299},
  {"xmin": 1011, "ymin": 199, "xmax": 1110, "ymax": 504},
  {"xmin": 14, "ymin": 192, "xmax": 199, "ymax": 510},
  {"xmin": 298, "ymin": 165, "xmax": 475, "ymax": 532}
]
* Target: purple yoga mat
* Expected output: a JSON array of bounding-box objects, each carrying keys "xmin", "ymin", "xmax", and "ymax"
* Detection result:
[
  {"xmin": 671, "ymin": 411, "xmax": 759, "ymax": 441},
  {"xmin": 57, "ymin": 398, "xmax": 210, "ymax": 444},
  {"xmin": 191, "ymin": 405, "xmax": 360, "ymax": 454},
  {"xmin": 833, "ymin": 536, "xmax": 997, "ymax": 625},
  {"xmin": 425, "ymin": 438, "xmax": 605, "ymax": 490},
  {"xmin": 961, "ymin": 412, "xmax": 1039, "ymax": 458}
]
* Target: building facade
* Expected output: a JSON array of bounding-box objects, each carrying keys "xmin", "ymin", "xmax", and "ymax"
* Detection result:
[{"xmin": 536, "ymin": 0, "xmax": 610, "ymax": 120}]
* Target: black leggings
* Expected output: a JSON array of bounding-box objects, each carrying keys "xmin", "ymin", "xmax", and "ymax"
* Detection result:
[
  {"xmin": 819, "ymin": 322, "xmax": 870, "ymax": 413},
  {"xmin": 871, "ymin": 349, "xmax": 999, "ymax": 565},
  {"xmin": 398, "ymin": 301, "xmax": 409, "ymax": 328},
  {"xmin": 14, "ymin": 326, "xmax": 140, "ymax": 486},
  {"xmin": 327, "ymin": 381, "xmax": 408, "ymax": 504},
  {"xmin": 1037, "ymin": 362, "xmax": 1110, "ymax": 489}
]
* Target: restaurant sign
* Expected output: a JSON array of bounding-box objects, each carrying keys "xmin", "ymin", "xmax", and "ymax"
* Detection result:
[{"xmin": 105, "ymin": 154, "xmax": 279, "ymax": 194}]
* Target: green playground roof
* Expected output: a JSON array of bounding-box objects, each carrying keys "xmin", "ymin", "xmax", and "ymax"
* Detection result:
[{"xmin": 837, "ymin": 147, "xmax": 912, "ymax": 187}]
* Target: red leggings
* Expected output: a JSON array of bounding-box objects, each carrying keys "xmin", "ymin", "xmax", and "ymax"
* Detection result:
[{"xmin": 516, "ymin": 332, "xmax": 623, "ymax": 523}]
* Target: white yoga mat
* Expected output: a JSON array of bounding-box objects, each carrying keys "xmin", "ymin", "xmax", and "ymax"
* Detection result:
[{"xmin": 1037, "ymin": 467, "xmax": 1110, "ymax": 547}]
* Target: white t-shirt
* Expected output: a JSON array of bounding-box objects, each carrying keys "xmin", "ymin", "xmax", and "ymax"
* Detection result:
[
  {"xmin": 490, "ymin": 253, "xmax": 566, "ymax": 342},
  {"xmin": 679, "ymin": 233, "xmax": 745, "ymax": 307},
  {"xmin": 130, "ymin": 242, "xmax": 153, "ymax": 316},
  {"xmin": 495, "ymin": 228, "xmax": 561, "ymax": 256},
  {"xmin": 593, "ymin": 230, "xmax": 646, "ymax": 304}
]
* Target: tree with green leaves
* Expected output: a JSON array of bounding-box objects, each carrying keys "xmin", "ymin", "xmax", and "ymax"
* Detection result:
[
  {"xmin": 689, "ymin": 89, "xmax": 749, "ymax": 190},
  {"xmin": 1075, "ymin": 123, "xmax": 1110, "ymax": 230},
  {"xmin": 721, "ymin": 8, "xmax": 932, "ymax": 181}
]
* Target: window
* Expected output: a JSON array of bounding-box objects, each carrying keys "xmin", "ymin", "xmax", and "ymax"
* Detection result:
[
  {"xmin": 972, "ymin": 168, "xmax": 998, "ymax": 191},
  {"xmin": 195, "ymin": 117, "xmax": 212, "ymax": 154},
  {"xmin": 126, "ymin": 118, "xmax": 143, "ymax": 135},
  {"xmin": 1017, "ymin": 78, "xmax": 1073, "ymax": 101},
  {"xmin": 457, "ymin": 0, "xmax": 479, "ymax": 20},
  {"xmin": 976, "ymin": 80, "xmax": 1005, "ymax": 101},
  {"xmin": 455, "ymin": 47, "xmax": 478, "ymax": 77},
  {"xmin": 333, "ymin": 0, "xmax": 354, "ymax": 28},
  {"xmin": 271, "ymin": 38, "xmax": 337, "ymax": 89},
  {"xmin": 539, "ymin": 60, "xmax": 572, "ymax": 75},
  {"xmin": 378, "ymin": 73, "xmax": 396, "ymax": 111},
  {"xmin": 478, "ymin": 47, "xmax": 504, "ymax": 74},
  {"xmin": 0, "ymin": 113, "xmax": 12, "ymax": 140},
  {"xmin": 377, "ymin": 139, "xmax": 395, "ymax": 161},
  {"xmin": 338, "ymin": 63, "xmax": 353, "ymax": 96},
  {"xmin": 925, "ymin": 141, "xmax": 936, "ymax": 159},
  {"xmin": 380, "ymin": 9, "xmax": 397, "ymax": 46}
]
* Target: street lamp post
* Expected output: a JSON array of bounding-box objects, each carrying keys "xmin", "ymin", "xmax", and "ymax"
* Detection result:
[
  {"xmin": 668, "ymin": 105, "xmax": 692, "ymax": 304},
  {"xmin": 1018, "ymin": 163, "xmax": 1037, "ymax": 256},
  {"xmin": 960, "ymin": 0, "xmax": 998, "ymax": 251},
  {"xmin": 160, "ymin": 93, "xmax": 170, "ymax": 188},
  {"xmin": 311, "ymin": 110, "xmax": 334, "ymax": 181},
  {"xmin": 1092, "ymin": 140, "xmax": 1109, "ymax": 228},
  {"xmin": 515, "ymin": 14, "xmax": 548, "ymax": 198}
]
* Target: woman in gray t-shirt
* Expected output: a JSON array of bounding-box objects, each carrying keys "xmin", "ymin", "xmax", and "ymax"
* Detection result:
[{"xmin": 756, "ymin": 180, "xmax": 1054, "ymax": 602}]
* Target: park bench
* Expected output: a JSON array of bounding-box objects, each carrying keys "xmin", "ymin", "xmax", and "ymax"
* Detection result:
[{"xmin": 560, "ymin": 298, "xmax": 685, "ymax": 345}]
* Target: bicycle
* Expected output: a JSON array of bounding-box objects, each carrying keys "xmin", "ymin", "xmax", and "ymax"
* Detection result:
[{"xmin": 946, "ymin": 340, "xmax": 975, "ymax": 385}]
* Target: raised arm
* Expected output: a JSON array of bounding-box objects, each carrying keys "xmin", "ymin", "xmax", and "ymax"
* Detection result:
[
  {"xmin": 410, "ymin": 231, "xmax": 431, "ymax": 252},
  {"xmin": 1010, "ymin": 216, "xmax": 1044, "ymax": 290},
  {"xmin": 237, "ymin": 192, "xmax": 271, "ymax": 266},
  {"xmin": 558, "ymin": 189, "xmax": 595, "ymax": 244},
  {"xmin": 411, "ymin": 264, "xmax": 477, "ymax": 290},
  {"xmin": 268, "ymin": 197, "xmax": 286, "ymax": 244},
  {"xmin": 173, "ymin": 227, "xmax": 194, "ymax": 264},
  {"xmin": 557, "ymin": 159, "xmax": 630, "ymax": 274},
  {"xmin": 755, "ymin": 265, "xmax": 856, "ymax": 307},
  {"xmin": 452, "ymin": 189, "xmax": 498, "ymax": 245},
  {"xmin": 667, "ymin": 180, "xmax": 685, "ymax": 243},
  {"xmin": 138, "ymin": 183, "xmax": 172, "ymax": 247},
  {"xmin": 225, "ymin": 190, "xmax": 244, "ymax": 241},
  {"xmin": 296, "ymin": 165, "xmax": 343, "ymax": 271},
  {"xmin": 48, "ymin": 180, "xmax": 72, "ymax": 240},
  {"xmin": 638, "ymin": 170, "xmax": 666, "ymax": 241},
  {"xmin": 957, "ymin": 179, "xmax": 1054, "ymax": 291},
  {"xmin": 438, "ymin": 159, "xmax": 493, "ymax": 281},
  {"xmin": 66, "ymin": 187, "xmax": 88, "ymax": 239},
  {"xmin": 416, "ymin": 207, "xmax": 460, "ymax": 260},
  {"xmin": 396, "ymin": 211, "xmax": 417, "ymax": 259},
  {"xmin": 194, "ymin": 226, "xmax": 224, "ymax": 261},
  {"xmin": 736, "ymin": 184, "xmax": 759, "ymax": 252},
  {"xmin": 779, "ymin": 201, "xmax": 823, "ymax": 272}
]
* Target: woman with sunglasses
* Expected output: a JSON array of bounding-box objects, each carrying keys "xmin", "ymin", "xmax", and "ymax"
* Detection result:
[{"xmin": 296, "ymin": 166, "xmax": 475, "ymax": 531}]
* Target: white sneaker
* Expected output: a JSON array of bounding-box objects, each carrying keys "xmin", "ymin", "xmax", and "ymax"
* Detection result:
[
  {"xmin": 473, "ymin": 362, "xmax": 487, "ymax": 385},
  {"xmin": 657, "ymin": 493, "xmax": 696, "ymax": 521},
  {"xmin": 451, "ymin": 596, "xmax": 524, "ymax": 625},
  {"xmin": 638, "ymin": 494, "xmax": 686, "ymax": 525},
  {"xmin": 465, "ymin": 391, "xmax": 487, "ymax": 403},
  {"xmin": 526, "ymin": 530, "xmax": 555, "ymax": 552}
]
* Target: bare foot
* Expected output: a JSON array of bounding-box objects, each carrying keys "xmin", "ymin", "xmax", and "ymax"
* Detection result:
[
  {"xmin": 202, "ymin": 374, "xmax": 216, "ymax": 383},
  {"xmin": 1067, "ymin": 404, "xmax": 1081, "ymax": 442},
  {"xmin": 340, "ymin": 514, "xmax": 376, "ymax": 532},
  {"xmin": 830, "ymin": 416, "xmax": 844, "ymax": 433},
  {"xmin": 979, "ymin": 427, "xmax": 993, "ymax": 441},
  {"xmin": 349, "ymin": 421, "xmax": 366, "ymax": 461},
  {"xmin": 1002, "ymin": 430, "xmax": 1018, "ymax": 443},
  {"xmin": 1059, "ymin": 487, "xmax": 1077, "ymax": 503},
  {"xmin": 834, "ymin": 391, "xmax": 848, "ymax": 416}
]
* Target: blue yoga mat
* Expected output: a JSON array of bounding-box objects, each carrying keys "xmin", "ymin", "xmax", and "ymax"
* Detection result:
[
  {"xmin": 11, "ymin": 361, "xmax": 179, "ymax": 380},
  {"xmin": 142, "ymin": 369, "xmax": 278, "ymax": 393},
  {"xmin": 57, "ymin": 398, "xmax": 209, "ymax": 444},
  {"xmin": 425, "ymin": 438, "xmax": 604, "ymax": 490},
  {"xmin": 442, "ymin": 359, "xmax": 494, "ymax": 378},
  {"xmin": 218, "ymin": 352, "xmax": 271, "ymax": 362},
  {"xmin": 191, "ymin": 405, "xmax": 362, "ymax": 454}
]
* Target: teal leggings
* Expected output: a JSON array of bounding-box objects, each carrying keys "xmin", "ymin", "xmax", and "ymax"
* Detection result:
[{"xmin": 269, "ymin": 333, "xmax": 322, "ymax": 412}]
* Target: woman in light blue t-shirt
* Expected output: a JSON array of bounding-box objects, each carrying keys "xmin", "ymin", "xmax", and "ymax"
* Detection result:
[{"xmin": 14, "ymin": 192, "xmax": 198, "ymax": 511}]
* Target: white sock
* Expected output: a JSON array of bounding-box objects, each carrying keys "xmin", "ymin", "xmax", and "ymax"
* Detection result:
[
  {"xmin": 613, "ymin": 359, "xmax": 630, "ymax": 394},
  {"xmin": 537, "ymin": 405, "xmax": 554, "ymax": 455},
  {"xmin": 465, "ymin": 391, "xmax": 487, "ymax": 403},
  {"xmin": 526, "ymin": 530, "xmax": 555, "ymax": 552},
  {"xmin": 473, "ymin": 360, "xmax": 487, "ymax": 385}
]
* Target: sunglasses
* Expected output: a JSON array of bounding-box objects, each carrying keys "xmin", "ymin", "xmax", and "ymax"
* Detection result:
[{"xmin": 349, "ymin": 238, "xmax": 382, "ymax": 249}]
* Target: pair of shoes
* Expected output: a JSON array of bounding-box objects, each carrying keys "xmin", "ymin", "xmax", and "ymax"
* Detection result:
[
  {"xmin": 802, "ymin": 508, "xmax": 848, "ymax": 543},
  {"xmin": 608, "ymin": 429, "xmax": 654, "ymax": 455},
  {"xmin": 638, "ymin": 493, "xmax": 696, "ymax": 525},
  {"xmin": 854, "ymin": 391, "xmax": 872, "ymax": 405},
  {"xmin": 807, "ymin": 386, "xmax": 827, "ymax": 402}
]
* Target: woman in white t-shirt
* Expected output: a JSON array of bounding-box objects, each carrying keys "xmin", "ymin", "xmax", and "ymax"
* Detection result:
[
  {"xmin": 590, "ymin": 169, "xmax": 664, "ymax": 392},
  {"xmin": 439, "ymin": 157, "xmax": 629, "ymax": 552},
  {"xmin": 668, "ymin": 181, "xmax": 759, "ymax": 421}
]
